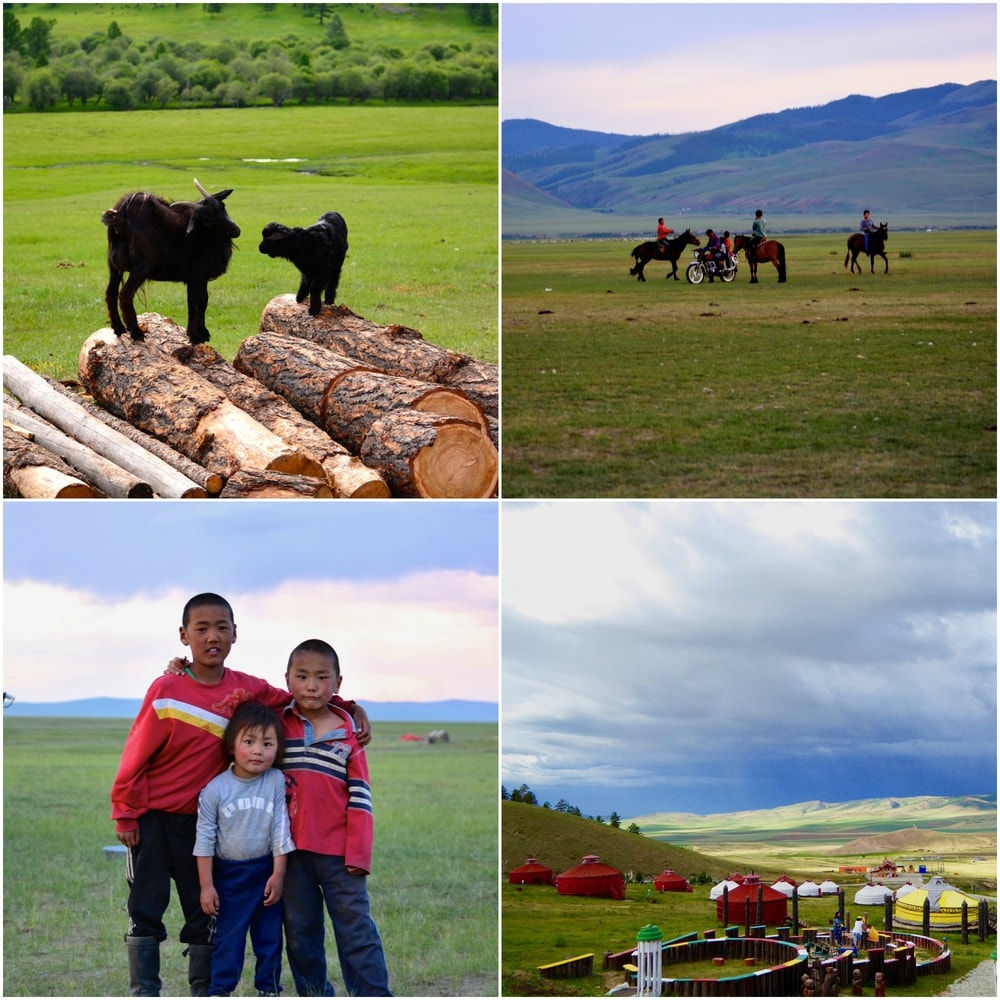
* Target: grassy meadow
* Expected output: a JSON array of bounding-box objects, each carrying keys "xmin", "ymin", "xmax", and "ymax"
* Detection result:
[
  {"xmin": 26, "ymin": 2, "xmax": 494, "ymax": 53},
  {"xmin": 501, "ymin": 231, "xmax": 996, "ymax": 498},
  {"xmin": 3, "ymin": 717, "xmax": 498, "ymax": 997},
  {"xmin": 3, "ymin": 103, "xmax": 498, "ymax": 380}
]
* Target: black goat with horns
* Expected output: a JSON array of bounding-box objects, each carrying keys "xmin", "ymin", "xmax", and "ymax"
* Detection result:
[
  {"xmin": 101, "ymin": 178, "xmax": 240, "ymax": 345},
  {"xmin": 258, "ymin": 211, "xmax": 349, "ymax": 316}
]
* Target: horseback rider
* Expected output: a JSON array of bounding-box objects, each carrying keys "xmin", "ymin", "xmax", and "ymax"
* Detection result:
[
  {"xmin": 860, "ymin": 209, "xmax": 877, "ymax": 252},
  {"xmin": 750, "ymin": 209, "xmax": 767, "ymax": 256},
  {"xmin": 657, "ymin": 217, "xmax": 674, "ymax": 250}
]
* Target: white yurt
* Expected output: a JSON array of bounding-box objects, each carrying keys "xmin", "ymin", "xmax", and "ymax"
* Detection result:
[
  {"xmin": 798, "ymin": 880, "xmax": 821, "ymax": 897},
  {"xmin": 855, "ymin": 883, "xmax": 894, "ymax": 905},
  {"xmin": 771, "ymin": 878, "xmax": 797, "ymax": 897},
  {"xmin": 710, "ymin": 878, "xmax": 741, "ymax": 900},
  {"xmin": 895, "ymin": 881, "xmax": 919, "ymax": 900},
  {"xmin": 819, "ymin": 879, "xmax": 840, "ymax": 895}
]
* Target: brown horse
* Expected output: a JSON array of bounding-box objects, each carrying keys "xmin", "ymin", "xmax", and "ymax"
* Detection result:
[
  {"xmin": 845, "ymin": 222, "xmax": 888, "ymax": 274},
  {"xmin": 629, "ymin": 229, "xmax": 700, "ymax": 281},
  {"xmin": 733, "ymin": 234, "xmax": 787, "ymax": 283}
]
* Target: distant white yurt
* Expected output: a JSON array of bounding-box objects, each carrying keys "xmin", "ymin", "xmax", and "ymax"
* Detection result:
[
  {"xmin": 710, "ymin": 878, "xmax": 741, "ymax": 900},
  {"xmin": 895, "ymin": 881, "xmax": 919, "ymax": 900},
  {"xmin": 771, "ymin": 878, "xmax": 797, "ymax": 897},
  {"xmin": 855, "ymin": 883, "xmax": 894, "ymax": 905},
  {"xmin": 820, "ymin": 879, "xmax": 841, "ymax": 895},
  {"xmin": 798, "ymin": 880, "xmax": 820, "ymax": 897}
]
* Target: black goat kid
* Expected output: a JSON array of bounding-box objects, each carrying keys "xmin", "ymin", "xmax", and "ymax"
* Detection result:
[
  {"xmin": 258, "ymin": 211, "xmax": 348, "ymax": 315},
  {"xmin": 102, "ymin": 179, "xmax": 240, "ymax": 345}
]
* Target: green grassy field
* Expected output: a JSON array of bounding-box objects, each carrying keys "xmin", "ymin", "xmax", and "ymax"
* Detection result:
[
  {"xmin": 501, "ymin": 231, "xmax": 996, "ymax": 498},
  {"xmin": 25, "ymin": 2, "xmax": 494, "ymax": 52},
  {"xmin": 3, "ymin": 717, "xmax": 498, "ymax": 997},
  {"xmin": 3, "ymin": 103, "xmax": 498, "ymax": 380}
]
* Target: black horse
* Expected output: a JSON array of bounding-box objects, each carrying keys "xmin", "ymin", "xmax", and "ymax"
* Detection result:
[
  {"xmin": 845, "ymin": 223, "xmax": 889, "ymax": 274},
  {"xmin": 629, "ymin": 229, "xmax": 700, "ymax": 281},
  {"xmin": 733, "ymin": 234, "xmax": 787, "ymax": 284}
]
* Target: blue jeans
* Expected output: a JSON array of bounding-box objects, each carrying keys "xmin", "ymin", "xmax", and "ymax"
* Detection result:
[
  {"xmin": 211, "ymin": 855, "xmax": 284, "ymax": 995},
  {"xmin": 282, "ymin": 851, "xmax": 390, "ymax": 997}
]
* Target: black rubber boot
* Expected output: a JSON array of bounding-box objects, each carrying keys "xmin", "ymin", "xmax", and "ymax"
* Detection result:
[
  {"xmin": 126, "ymin": 935, "xmax": 162, "ymax": 997},
  {"xmin": 185, "ymin": 943, "xmax": 214, "ymax": 997}
]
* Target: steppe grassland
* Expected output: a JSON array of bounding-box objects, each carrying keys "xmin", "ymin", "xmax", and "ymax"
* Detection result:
[
  {"xmin": 3, "ymin": 104, "xmax": 498, "ymax": 379},
  {"xmin": 502, "ymin": 231, "xmax": 996, "ymax": 498},
  {"xmin": 3, "ymin": 718, "xmax": 498, "ymax": 997}
]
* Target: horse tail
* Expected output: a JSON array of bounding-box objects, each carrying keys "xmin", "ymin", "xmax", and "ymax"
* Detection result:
[
  {"xmin": 843, "ymin": 248, "xmax": 850, "ymax": 270},
  {"xmin": 777, "ymin": 242, "xmax": 787, "ymax": 283}
]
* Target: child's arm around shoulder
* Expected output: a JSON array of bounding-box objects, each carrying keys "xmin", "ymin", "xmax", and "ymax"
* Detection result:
[{"xmin": 161, "ymin": 657, "xmax": 371, "ymax": 744}]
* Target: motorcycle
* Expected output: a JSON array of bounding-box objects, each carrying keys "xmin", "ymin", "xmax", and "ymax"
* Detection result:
[{"xmin": 686, "ymin": 248, "xmax": 737, "ymax": 284}]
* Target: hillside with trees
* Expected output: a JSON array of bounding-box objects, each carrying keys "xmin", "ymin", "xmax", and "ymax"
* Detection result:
[{"xmin": 3, "ymin": 3, "xmax": 497, "ymax": 111}]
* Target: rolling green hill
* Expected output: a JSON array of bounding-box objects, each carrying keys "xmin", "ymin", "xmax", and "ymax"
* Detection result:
[
  {"xmin": 631, "ymin": 795, "xmax": 998, "ymax": 844},
  {"xmin": 503, "ymin": 801, "xmax": 737, "ymax": 883}
]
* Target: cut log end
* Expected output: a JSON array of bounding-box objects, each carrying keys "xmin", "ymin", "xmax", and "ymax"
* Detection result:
[
  {"xmin": 10, "ymin": 466, "xmax": 96, "ymax": 498},
  {"xmin": 411, "ymin": 421, "xmax": 498, "ymax": 498}
]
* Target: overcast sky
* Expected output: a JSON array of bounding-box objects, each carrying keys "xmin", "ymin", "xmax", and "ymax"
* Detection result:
[
  {"xmin": 501, "ymin": 2, "xmax": 997, "ymax": 135},
  {"xmin": 502, "ymin": 501, "xmax": 996, "ymax": 818},
  {"xmin": 3, "ymin": 503, "xmax": 498, "ymax": 705}
]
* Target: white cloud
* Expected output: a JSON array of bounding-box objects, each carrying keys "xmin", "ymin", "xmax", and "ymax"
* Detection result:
[{"xmin": 4, "ymin": 572, "xmax": 498, "ymax": 704}]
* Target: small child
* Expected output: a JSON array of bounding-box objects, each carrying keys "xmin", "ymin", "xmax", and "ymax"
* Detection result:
[
  {"xmin": 194, "ymin": 701, "xmax": 294, "ymax": 997},
  {"xmin": 280, "ymin": 639, "xmax": 391, "ymax": 997}
]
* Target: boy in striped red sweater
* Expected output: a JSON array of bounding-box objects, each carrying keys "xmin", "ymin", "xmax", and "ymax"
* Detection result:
[
  {"xmin": 110, "ymin": 594, "xmax": 367, "ymax": 997},
  {"xmin": 279, "ymin": 638, "xmax": 391, "ymax": 997}
]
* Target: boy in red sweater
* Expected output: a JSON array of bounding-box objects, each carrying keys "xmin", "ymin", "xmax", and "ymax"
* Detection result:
[
  {"xmin": 280, "ymin": 638, "xmax": 391, "ymax": 996},
  {"xmin": 111, "ymin": 594, "xmax": 367, "ymax": 997}
]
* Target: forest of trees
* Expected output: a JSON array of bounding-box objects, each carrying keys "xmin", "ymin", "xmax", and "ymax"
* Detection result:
[
  {"xmin": 502, "ymin": 783, "xmax": 643, "ymax": 835},
  {"xmin": 3, "ymin": 5, "xmax": 498, "ymax": 111}
]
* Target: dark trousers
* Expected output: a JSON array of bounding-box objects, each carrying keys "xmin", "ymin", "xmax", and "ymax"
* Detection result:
[
  {"xmin": 210, "ymin": 855, "xmax": 283, "ymax": 996},
  {"xmin": 126, "ymin": 810, "xmax": 213, "ymax": 944},
  {"xmin": 283, "ymin": 851, "xmax": 391, "ymax": 997}
]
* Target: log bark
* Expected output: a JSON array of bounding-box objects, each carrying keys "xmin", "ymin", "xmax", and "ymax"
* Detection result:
[
  {"xmin": 42, "ymin": 373, "xmax": 221, "ymax": 495},
  {"xmin": 4, "ymin": 354, "xmax": 210, "ymax": 497},
  {"xmin": 219, "ymin": 469, "xmax": 334, "ymax": 499},
  {"xmin": 137, "ymin": 314, "xmax": 388, "ymax": 499},
  {"xmin": 358, "ymin": 410, "xmax": 498, "ymax": 498},
  {"xmin": 259, "ymin": 295, "xmax": 498, "ymax": 417},
  {"xmin": 4, "ymin": 425, "xmax": 97, "ymax": 497},
  {"xmin": 78, "ymin": 329, "xmax": 323, "ymax": 481},
  {"xmin": 4, "ymin": 397, "xmax": 153, "ymax": 498},
  {"xmin": 235, "ymin": 331, "xmax": 487, "ymax": 452}
]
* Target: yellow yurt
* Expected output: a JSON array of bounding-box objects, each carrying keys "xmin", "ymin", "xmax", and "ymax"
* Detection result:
[{"xmin": 893, "ymin": 876, "xmax": 980, "ymax": 930}]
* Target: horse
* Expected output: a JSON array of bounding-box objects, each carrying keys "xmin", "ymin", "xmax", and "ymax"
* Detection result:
[
  {"xmin": 629, "ymin": 229, "xmax": 700, "ymax": 281},
  {"xmin": 845, "ymin": 222, "xmax": 889, "ymax": 274},
  {"xmin": 733, "ymin": 234, "xmax": 787, "ymax": 283}
]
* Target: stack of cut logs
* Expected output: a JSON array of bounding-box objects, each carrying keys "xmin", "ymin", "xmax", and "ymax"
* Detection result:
[{"xmin": 3, "ymin": 296, "xmax": 498, "ymax": 499}]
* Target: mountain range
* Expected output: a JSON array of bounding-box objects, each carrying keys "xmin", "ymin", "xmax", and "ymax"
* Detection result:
[
  {"xmin": 3, "ymin": 697, "xmax": 496, "ymax": 723},
  {"xmin": 503, "ymin": 80, "xmax": 996, "ymax": 230}
]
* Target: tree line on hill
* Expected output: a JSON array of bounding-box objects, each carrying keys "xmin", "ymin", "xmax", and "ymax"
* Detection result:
[
  {"xmin": 3, "ymin": 5, "xmax": 498, "ymax": 111},
  {"xmin": 503, "ymin": 783, "xmax": 642, "ymax": 835}
]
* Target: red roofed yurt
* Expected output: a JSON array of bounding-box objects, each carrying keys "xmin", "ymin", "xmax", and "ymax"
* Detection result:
[
  {"xmin": 556, "ymin": 855, "xmax": 625, "ymax": 900},
  {"xmin": 715, "ymin": 873, "xmax": 788, "ymax": 925},
  {"xmin": 508, "ymin": 857, "xmax": 554, "ymax": 886},
  {"xmin": 654, "ymin": 869, "xmax": 693, "ymax": 892}
]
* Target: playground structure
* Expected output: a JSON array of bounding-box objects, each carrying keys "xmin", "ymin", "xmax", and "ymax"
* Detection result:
[{"xmin": 603, "ymin": 924, "xmax": 950, "ymax": 996}]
